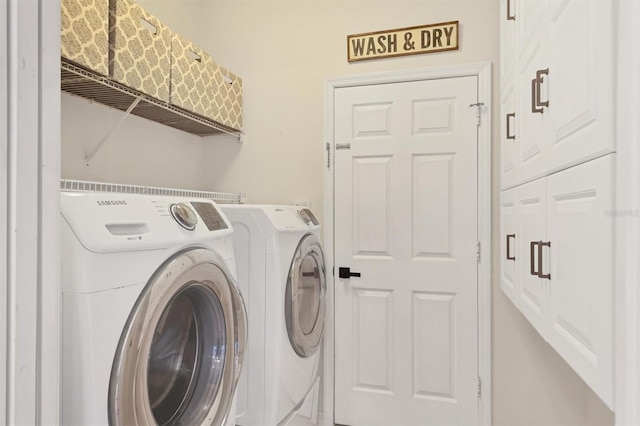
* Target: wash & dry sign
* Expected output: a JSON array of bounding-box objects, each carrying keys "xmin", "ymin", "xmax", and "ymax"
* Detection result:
[{"xmin": 347, "ymin": 21, "xmax": 459, "ymax": 62}]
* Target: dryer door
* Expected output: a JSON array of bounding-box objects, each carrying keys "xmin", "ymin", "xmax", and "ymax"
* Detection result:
[
  {"xmin": 285, "ymin": 233, "xmax": 326, "ymax": 357},
  {"xmin": 109, "ymin": 248, "xmax": 247, "ymax": 426}
]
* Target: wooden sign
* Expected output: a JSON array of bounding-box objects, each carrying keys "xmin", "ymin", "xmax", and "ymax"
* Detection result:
[{"xmin": 347, "ymin": 21, "xmax": 459, "ymax": 62}]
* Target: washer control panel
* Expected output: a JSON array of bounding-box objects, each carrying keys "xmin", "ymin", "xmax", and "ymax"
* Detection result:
[{"xmin": 191, "ymin": 201, "xmax": 229, "ymax": 231}]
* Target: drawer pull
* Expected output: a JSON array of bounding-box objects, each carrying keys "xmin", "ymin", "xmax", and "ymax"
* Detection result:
[
  {"xmin": 507, "ymin": 0, "xmax": 516, "ymax": 20},
  {"xmin": 506, "ymin": 234, "xmax": 516, "ymax": 260},
  {"xmin": 538, "ymin": 241, "xmax": 551, "ymax": 279},
  {"xmin": 530, "ymin": 241, "xmax": 539, "ymax": 276},
  {"xmin": 506, "ymin": 113, "xmax": 516, "ymax": 140},
  {"xmin": 532, "ymin": 68, "xmax": 549, "ymax": 114}
]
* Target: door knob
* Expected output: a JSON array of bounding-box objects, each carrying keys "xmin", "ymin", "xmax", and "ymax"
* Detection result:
[{"xmin": 339, "ymin": 267, "xmax": 361, "ymax": 279}]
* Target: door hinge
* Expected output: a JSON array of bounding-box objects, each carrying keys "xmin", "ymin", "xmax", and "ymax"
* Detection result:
[
  {"xmin": 477, "ymin": 241, "xmax": 481, "ymax": 263},
  {"xmin": 326, "ymin": 142, "xmax": 331, "ymax": 170},
  {"xmin": 469, "ymin": 102, "xmax": 484, "ymax": 126},
  {"xmin": 477, "ymin": 377, "xmax": 482, "ymax": 397}
]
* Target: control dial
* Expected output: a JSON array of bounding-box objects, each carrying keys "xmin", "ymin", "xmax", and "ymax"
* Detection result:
[{"xmin": 170, "ymin": 203, "xmax": 198, "ymax": 230}]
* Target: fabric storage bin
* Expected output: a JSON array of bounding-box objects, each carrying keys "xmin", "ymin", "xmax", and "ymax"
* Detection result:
[
  {"xmin": 110, "ymin": 0, "xmax": 172, "ymax": 102},
  {"xmin": 215, "ymin": 65, "xmax": 243, "ymax": 131},
  {"xmin": 61, "ymin": 0, "xmax": 109, "ymax": 75},
  {"xmin": 170, "ymin": 33, "xmax": 217, "ymax": 119},
  {"xmin": 171, "ymin": 33, "xmax": 243, "ymax": 130}
]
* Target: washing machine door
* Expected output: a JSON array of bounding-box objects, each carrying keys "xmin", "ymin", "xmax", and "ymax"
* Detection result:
[
  {"xmin": 285, "ymin": 233, "xmax": 326, "ymax": 357},
  {"xmin": 108, "ymin": 248, "xmax": 247, "ymax": 426}
]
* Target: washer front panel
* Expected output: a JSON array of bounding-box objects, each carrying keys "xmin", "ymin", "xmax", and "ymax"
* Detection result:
[{"xmin": 108, "ymin": 248, "xmax": 247, "ymax": 426}]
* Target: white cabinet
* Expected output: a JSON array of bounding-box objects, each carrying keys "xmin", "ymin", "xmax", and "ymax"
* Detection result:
[
  {"xmin": 546, "ymin": 155, "xmax": 614, "ymax": 406},
  {"xmin": 500, "ymin": 0, "xmax": 616, "ymax": 404},
  {"xmin": 515, "ymin": 176, "xmax": 547, "ymax": 336},
  {"xmin": 500, "ymin": 155, "xmax": 615, "ymax": 408},
  {"xmin": 502, "ymin": 0, "xmax": 615, "ymax": 188}
]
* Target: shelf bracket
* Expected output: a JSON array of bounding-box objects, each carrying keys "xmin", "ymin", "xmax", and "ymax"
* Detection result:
[{"xmin": 84, "ymin": 96, "xmax": 142, "ymax": 167}]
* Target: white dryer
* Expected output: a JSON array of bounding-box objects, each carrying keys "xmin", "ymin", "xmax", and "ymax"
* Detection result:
[
  {"xmin": 61, "ymin": 191, "xmax": 247, "ymax": 426},
  {"xmin": 221, "ymin": 205, "xmax": 326, "ymax": 426}
]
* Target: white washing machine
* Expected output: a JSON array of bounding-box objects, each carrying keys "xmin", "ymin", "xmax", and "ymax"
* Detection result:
[
  {"xmin": 61, "ymin": 191, "xmax": 247, "ymax": 426},
  {"xmin": 220, "ymin": 205, "xmax": 326, "ymax": 426}
]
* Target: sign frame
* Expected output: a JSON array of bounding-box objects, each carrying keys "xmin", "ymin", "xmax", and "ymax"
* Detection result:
[{"xmin": 347, "ymin": 21, "xmax": 459, "ymax": 62}]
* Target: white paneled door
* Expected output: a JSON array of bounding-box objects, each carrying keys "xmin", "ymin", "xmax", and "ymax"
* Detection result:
[{"xmin": 333, "ymin": 76, "xmax": 479, "ymax": 426}]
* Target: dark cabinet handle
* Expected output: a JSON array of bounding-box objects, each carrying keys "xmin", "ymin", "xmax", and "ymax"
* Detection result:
[
  {"xmin": 538, "ymin": 241, "xmax": 551, "ymax": 279},
  {"xmin": 506, "ymin": 234, "xmax": 516, "ymax": 260},
  {"xmin": 530, "ymin": 241, "xmax": 539, "ymax": 276},
  {"xmin": 507, "ymin": 0, "xmax": 515, "ymax": 20},
  {"xmin": 532, "ymin": 69, "xmax": 549, "ymax": 114},
  {"xmin": 531, "ymin": 78, "xmax": 541, "ymax": 114},
  {"xmin": 506, "ymin": 113, "xmax": 516, "ymax": 140},
  {"xmin": 339, "ymin": 267, "xmax": 361, "ymax": 279}
]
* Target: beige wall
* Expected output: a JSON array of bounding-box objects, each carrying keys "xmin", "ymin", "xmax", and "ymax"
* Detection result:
[
  {"xmin": 493, "ymin": 291, "xmax": 614, "ymax": 425},
  {"xmin": 61, "ymin": 93, "xmax": 209, "ymax": 189},
  {"xmin": 191, "ymin": 0, "xmax": 501, "ymax": 212},
  {"xmin": 60, "ymin": 0, "xmax": 614, "ymax": 424}
]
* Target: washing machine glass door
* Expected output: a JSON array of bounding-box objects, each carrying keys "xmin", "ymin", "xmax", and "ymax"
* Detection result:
[
  {"xmin": 109, "ymin": 248, "xmax": 247, "ymax": 426},
  {"xmin": 285, "ymin": 233, "xmax": 326, "ymax": 357}
]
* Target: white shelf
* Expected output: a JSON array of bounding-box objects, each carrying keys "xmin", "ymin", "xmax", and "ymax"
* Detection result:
[{"xmin": 60, "ymin": 179, "xmax": 246, "ymax": 204}]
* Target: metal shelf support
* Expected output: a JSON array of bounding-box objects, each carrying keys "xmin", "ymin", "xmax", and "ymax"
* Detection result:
[{"xmin": 84, "ymin": 96, "xmax": 142, "ymax": 166}]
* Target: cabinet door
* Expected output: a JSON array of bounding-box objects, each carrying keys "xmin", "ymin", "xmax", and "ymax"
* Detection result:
[
  {"xmin": 500, "ymin": 188, "xmax": 518, "ymax": 304},
  {"xmin": 517, "ymin": 33, "xmax": 550, "ymax": 184},
  {"xmin": 500, "ymin": 0, "xmax": 517, "ymax": 87},
  {"xmin": 516, "ymin": 177, "xmax": 547, "ymax": 335},
  {"xmin": 546, "ymin": 154, "xmax": 614, "ymax": 408},
  {"xmin": 500, "ymin": 74, "xmax": 517, "ymax": 189},
  {"xmin": 516, "ymin": 0, "xmax": 547, "ymax": 56},
  {"xmin": 547, "ymin": 0, "xmax": 614, "ymax": 171}
]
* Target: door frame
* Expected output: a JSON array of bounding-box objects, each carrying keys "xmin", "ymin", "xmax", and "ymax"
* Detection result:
[
  {"xmin": 323, "ymin": 62, "xmax": 492, "ymax": 425},
  {"xmin": 3, "ymin": 0, "xmax": 61, "ymax": 423},
  {"xmin": 615, "ymin": 1, "xmax": 640, "ymax": 424}
]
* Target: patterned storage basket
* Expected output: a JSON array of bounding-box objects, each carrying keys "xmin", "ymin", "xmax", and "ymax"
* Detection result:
[
  {"xmin": 61, "ymin": 0, "xmax": 109, "ymax": 75},
  {"xmin": 171, "ymin": 33, "xmax": 243, "ymax": 131},
  {"xmin": 215, "ymin": 64, "xmax": 243, "ymax": 131},
  {"xmin": 110, "ymin": 0, "xmax": 172, "ymax": 102}
]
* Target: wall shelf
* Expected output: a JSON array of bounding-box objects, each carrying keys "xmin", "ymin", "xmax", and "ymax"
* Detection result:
[
  {"xmin": 60, "ymin": 179, "xmax": 246, "ymax": 204},
  {"xmin": 61, "ymin": 59, "xmax": 241, "ymax": 137}
]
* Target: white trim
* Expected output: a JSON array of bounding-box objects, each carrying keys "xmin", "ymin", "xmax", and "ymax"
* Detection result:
[
  {"xmin": 615, "ymin": 1, "xmax": 640, "ymax": 424},
  {"xmin": 321, "ymin": 79, "xmax": 336, "ymax": 426},
  {"xmin": 323, "ymin": 62, "xmax": 493, "ymax": 426},
  {"xmin": 475, "ymin": 62, "xmax": 493, "ymax": 426},
  {"xmin": 1, "ymin": 0, "xmax": 8, "ymax": 421},
  {"xmin": 38, "ymin": 0, "xmax": 61, "ymax": 423},
  {"xmin": 4, "ymin": 0, "xmax": 61, "ymax": 423}
]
